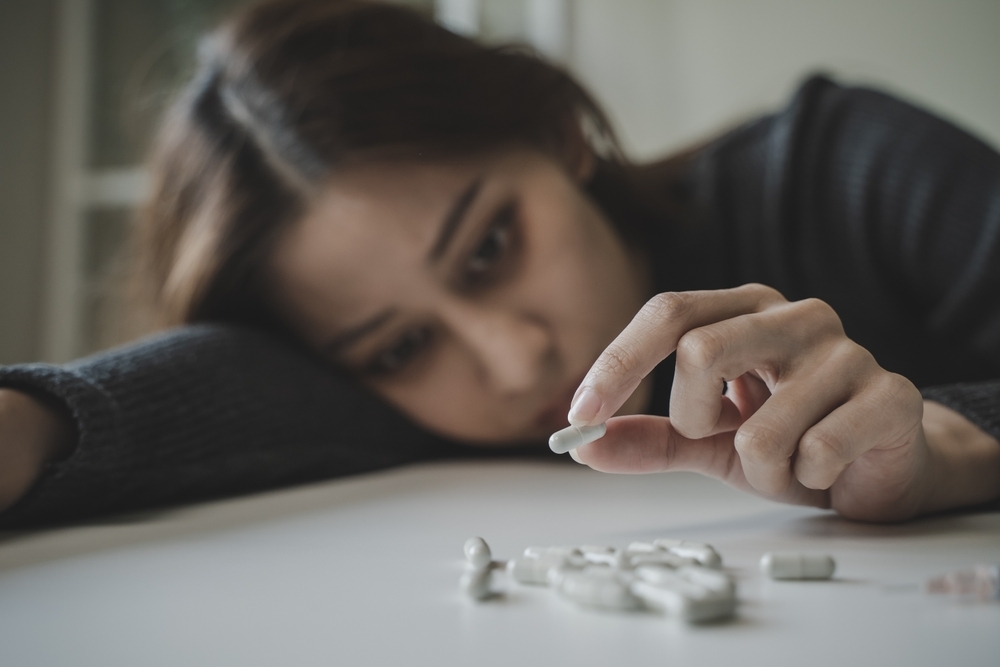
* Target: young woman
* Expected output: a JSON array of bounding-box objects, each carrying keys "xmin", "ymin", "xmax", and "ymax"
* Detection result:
[{"xmin": 0, "ymin": 0, "xmax": 997, "ymax": 527}]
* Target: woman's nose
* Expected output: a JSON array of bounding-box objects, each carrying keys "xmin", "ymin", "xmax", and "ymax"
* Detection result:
[{"xmin": 442, "ymin": 302, "xmax": 553, "ymax": 395}]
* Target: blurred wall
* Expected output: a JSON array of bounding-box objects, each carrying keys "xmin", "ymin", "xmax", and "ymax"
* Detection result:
[
  {"xmin": 572, "ymin": 0, "xmax": 1000, "ymax": 159},
  {"xmin": 0, "ymin": 0, "xmax": 998, "ymax": 364},
  {"xmin": 0, "ymin": 1, "xmax": 56, "ymax": 365}
]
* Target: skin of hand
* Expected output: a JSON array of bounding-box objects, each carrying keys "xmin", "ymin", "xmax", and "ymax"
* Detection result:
[
  {"xmin": 567, "ymin": 284, "xmax": 1000, "ymax": 522},
  {"xmin": 0, "ymin": 389, "xmax": 74, "ymax": 513}
]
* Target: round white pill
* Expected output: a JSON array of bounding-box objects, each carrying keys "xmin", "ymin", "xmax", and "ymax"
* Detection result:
[
  {"xmin": 463, "ymin": 536, "xmax": 492, "ymax": 569},
  {"xmin": 760, "ymin": 552, "xmax": 836, "ymax": 580},
  {"xmin": 548, "ymin": 423, "xmax": 607, "ymax": 454}
]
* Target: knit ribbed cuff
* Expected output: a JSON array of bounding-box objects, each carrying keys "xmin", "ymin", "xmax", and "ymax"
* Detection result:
[
  {"xmin": 0, "ymin": 364, "xmax": 122, "ymax": 523},
  {"xmin": 921, "ymin": 380, "xmax": 1000, "ymax": 443}
]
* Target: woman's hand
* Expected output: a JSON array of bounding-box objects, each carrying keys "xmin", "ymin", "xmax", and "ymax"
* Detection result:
[
  {"xmin": 0, "ymin": 389, "xmax": 74, "ymax": 512},
  {"xmin": 567, "ymin": 284, "xmax": 1000, "ymax": 522}
]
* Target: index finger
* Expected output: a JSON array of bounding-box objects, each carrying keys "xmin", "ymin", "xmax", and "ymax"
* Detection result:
[{"xmin": 568, "ymin": 284, "xmax": 784, "ymax": 426}]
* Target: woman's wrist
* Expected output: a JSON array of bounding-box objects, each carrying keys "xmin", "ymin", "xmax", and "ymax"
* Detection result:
[
  {"xmin": 0, "ymin": 389, "xmax": 74, "ymax": 512},
  {"xmin": 918, "ymin": 400, "xmax": 1000, "ymax": 515}
]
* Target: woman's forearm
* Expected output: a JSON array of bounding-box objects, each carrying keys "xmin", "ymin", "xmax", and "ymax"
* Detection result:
[
  {"xmin": 0, "ymin": 325, "xmax": 479, "ymax": 527},
  {"xmin": 919, "ymin": 400, "xmax": 1000, "ymax": 515},
  {"xmin": 0, "ymin": 389, "xmax": 74, "ymax": 512}
]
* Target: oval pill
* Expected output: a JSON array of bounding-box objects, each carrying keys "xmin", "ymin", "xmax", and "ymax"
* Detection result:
[
  {"xmin": 548, "ymin": 423, "xmax": 608, "ymax": 454},
  {"xmin": 760, "ymin": 552, "xmax": 836, "ymax": 580}
]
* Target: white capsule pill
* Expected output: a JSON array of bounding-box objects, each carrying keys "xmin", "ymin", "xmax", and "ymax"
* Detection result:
[
  {"xmin": 548, "ymin": 422, "xmax": 607, "ymax": 454},
  {"xmin": 760, "ymin": 552, "xmax": 836, "ymax": 580},
  {"xmin": 579, "ymin": 545, "xmax": 615, "ymax": 555},
  {"xmin": 583, "ymin": 549, "xmax": 628, "ymax": 569},
  {"xmin": 524, "ymin": 545, "xmax": 580, "ymax": 559},
  {"xmin": 628, "ymin": 550, "xmax": 697, "ymax": 570},
  {"xmin": 459, "ymin": 565, "xmax": 493, "ymax": 600},
  {"xmin": 463, "ymin": 536, "xmax": 492, "ymax": 569},
  {"xmin": 508, "ymin": 552, "xmax": 574, "ymax": 585},
  {"xmin": 630, "ymin": 579, "xmax": 736, "ymax": 623},
  {"xmin": 676, "ymin": 566, "xmax": 736, "ymax": 595},
  {"xmin": 636, "ymin": 565, "xmax": 735, "ymax": 596},
  {"xmin": 653, "ymin": 539, "xmax": 723, "ymax": 569},
  {"xmin": 626, "ymin": 541, "xmax": 658, "ymax": 554},
  {"xmin": 555, "ymin": 567, "xmax": 642, "ymax": 611}
]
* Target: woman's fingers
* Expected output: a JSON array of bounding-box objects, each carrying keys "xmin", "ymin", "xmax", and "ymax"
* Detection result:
[
  {"xmin": 734, "ymin": 392, "xmax": 844, "ymax": 498},
  {"xmin": 793, "ymin": 372, "xmax": 924, "ymax": 490},
  {"xmin": 567, "ymin": 283, "xmax": 923, "ymax": 513},
  {"xmin": 732, "ymin": 341, "xmax": 871, "ymax": 496},
  {"xmin": 726, "ymin": 372, "xmax": 772, "ymax": 420},
  {"xmin": 571, "ymin": 414, "xmax": 738, "ymax": 477},
  {"xmin": 578, "ymin": 358, "xmax": 919, "ymax": 507},
  {"xmin": 669, "ymin": 299, "xmax": 846, "ymax": 439},
  {"xmin": 573, "ymin": 414, "xmax": 830, "ymax": 508},
  {"xmin": 568, "ymin": 284, "xmax": 784, "ymax": 426}
]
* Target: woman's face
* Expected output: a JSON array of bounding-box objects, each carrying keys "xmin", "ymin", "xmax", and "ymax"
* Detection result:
[{"xmin": 269, "ymin": 148, "xmax": 652, "ymax": 444}]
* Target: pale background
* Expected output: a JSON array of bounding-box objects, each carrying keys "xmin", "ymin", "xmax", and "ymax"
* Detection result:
[{"xmin": 2, "ymin": 0, "xmax": 999, "ymax": 365}]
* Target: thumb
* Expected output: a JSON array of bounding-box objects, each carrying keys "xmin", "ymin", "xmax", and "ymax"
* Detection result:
[
  {"xmin": 573, "ymin": 413, "xmax": 831, "ymax": 508},
  {"xmin": 572, "ymin": 414, "xmax": 739, "ymax": 478}
]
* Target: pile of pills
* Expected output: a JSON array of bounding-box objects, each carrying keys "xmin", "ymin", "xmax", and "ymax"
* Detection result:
[
  {"xmin": 460, "ymin": 537, "xmax": 737, "ymax": 623},
  {"xmin": 926, "ymin": 564, "xmax": 1000, "ymax": 601}
]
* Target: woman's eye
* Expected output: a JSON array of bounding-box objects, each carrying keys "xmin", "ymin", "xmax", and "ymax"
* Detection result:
[
  {"xmin": 466, "ymin": 204, "xmax": 515, "ymax": 278},
  {"xmin": 365, "ymin": 327, "xmax": 432, "ymax": 376}
]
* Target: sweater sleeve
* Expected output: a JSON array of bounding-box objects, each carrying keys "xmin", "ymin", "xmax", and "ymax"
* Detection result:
[{"xmin": 0, "ymin": 324, "xmax": 493, "ymax": 528}]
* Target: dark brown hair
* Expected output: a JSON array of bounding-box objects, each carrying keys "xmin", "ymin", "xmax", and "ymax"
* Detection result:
[{"xmin": 138, "ymin": 0, "xmax": 624, "ymax": 329}]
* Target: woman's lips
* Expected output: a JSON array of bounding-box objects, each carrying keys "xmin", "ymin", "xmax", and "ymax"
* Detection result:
[{"xmin": 534, "ymin": 376, "xmax": 586, "ymax": 431}]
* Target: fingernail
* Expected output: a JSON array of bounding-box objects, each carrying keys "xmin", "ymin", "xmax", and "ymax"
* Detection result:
[
  {"xmin": 569, "ymin": 448, "xmax": 583, "ymax": 464},
  {"xmin": 567, "ymin": 387, "xmax": 601, "ymax": 427}
]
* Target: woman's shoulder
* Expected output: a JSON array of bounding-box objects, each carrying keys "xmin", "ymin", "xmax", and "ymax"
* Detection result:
[{"xmin": 703, "ymin": 72, "xmax": 998, "ymax": 185}]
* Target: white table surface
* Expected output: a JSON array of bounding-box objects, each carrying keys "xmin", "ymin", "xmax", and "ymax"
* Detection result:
[{"xmin": 0, "ymin": 460, "xmax": 997, "ymax": 666}]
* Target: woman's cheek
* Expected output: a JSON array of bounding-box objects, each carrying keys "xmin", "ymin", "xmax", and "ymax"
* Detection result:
[{"xmin": 374, "ymin": 350, "xmax": 500, "ymax": 441}]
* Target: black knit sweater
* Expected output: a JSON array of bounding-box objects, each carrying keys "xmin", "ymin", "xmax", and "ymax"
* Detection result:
[{"xmin": 2, "ymin": 76, "xmax": 997, "ymax": 527}]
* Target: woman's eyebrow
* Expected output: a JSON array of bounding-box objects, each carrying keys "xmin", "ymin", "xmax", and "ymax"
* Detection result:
[
  {"xmin": 324, "ymin": 308, "xmax": 396, "ymax": 355},
  {"xmin": 427, "ymin": 176, "xmax": 483, "ymax": 263},
  {"xmin": 325, "ymin": 177, "xmax": 482, "ymax": 355}
]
